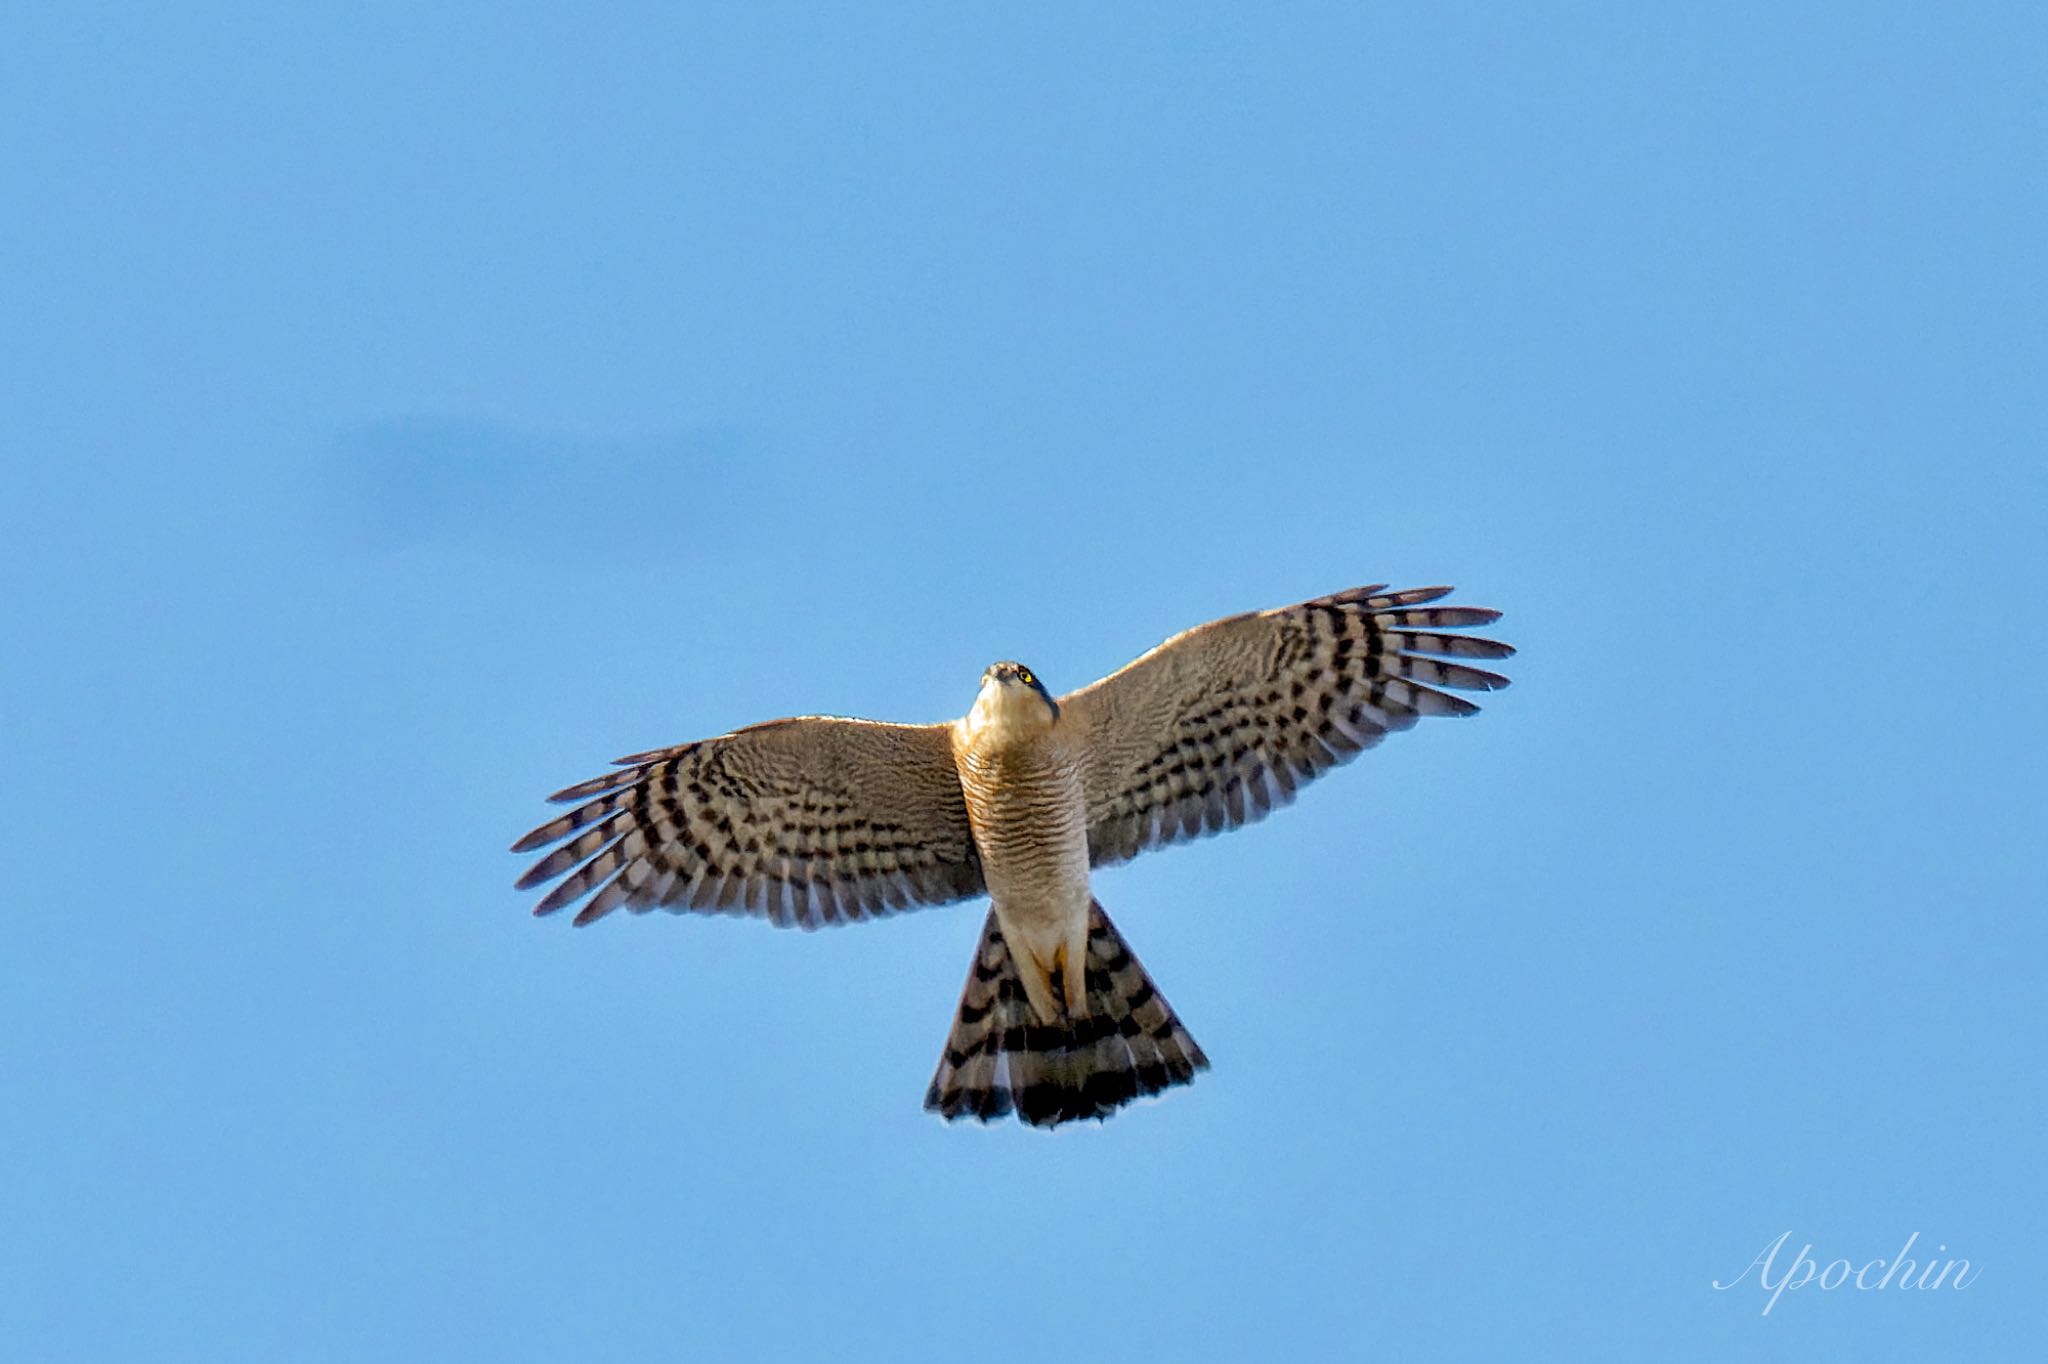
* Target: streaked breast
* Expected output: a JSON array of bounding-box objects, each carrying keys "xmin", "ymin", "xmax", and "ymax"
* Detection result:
[{"xmin": 953, "ymin": 735, "xmax": 1089, "ymax": 901}]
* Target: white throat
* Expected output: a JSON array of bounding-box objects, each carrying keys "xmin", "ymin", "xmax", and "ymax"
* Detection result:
[{"xmin": 966, "ymin": 681, "xmax": 1055, "ymax": 742}]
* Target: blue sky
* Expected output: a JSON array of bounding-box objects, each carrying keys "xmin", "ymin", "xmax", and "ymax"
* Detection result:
[{"xmin": 4, "ymin": 3, "xmax": 2043, "ymax": 1360}]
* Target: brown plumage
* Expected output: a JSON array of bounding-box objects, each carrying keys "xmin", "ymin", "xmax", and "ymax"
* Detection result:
[
  {"xmin": 513, "ymin": 584, "xmax": 1512, "ymax": 1127},
  {"xmin": 512, "ymin": 718, "xmax": 983, "ymax": 928},
  {"xmin": 925, "ymin": 903, "xmax": 1207, "ymax": 1125}
]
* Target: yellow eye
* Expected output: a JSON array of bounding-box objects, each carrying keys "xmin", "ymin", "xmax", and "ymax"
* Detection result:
[{"xmin": 1019, "ymin": 670, "xmax": 1035, "ymax": 685}]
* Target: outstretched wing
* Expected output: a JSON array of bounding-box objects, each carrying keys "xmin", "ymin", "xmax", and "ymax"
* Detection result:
[
  {"xmin": 513, "ymin": 717, "xmax": 983, "ymax": 928},
  {"xmin": 1059, "ymin": 585, "xmax": 1513, "ymax": 868}
]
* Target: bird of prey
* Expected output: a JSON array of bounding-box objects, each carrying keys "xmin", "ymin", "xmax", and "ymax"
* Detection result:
[{"xmin": 512, "ymin": 584, "xmax": 1512, "ymax": 1127}]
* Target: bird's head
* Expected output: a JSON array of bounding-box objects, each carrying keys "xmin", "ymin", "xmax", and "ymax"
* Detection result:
[{"xmin": 968, "ymin": 660, "xmax": 1060, "ymax": 736}]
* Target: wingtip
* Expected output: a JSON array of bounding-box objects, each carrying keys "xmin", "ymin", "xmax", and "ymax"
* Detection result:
[
  {"xmin": 610, "ymin": 741, "xmax": 692, "ymax": 767},
  {"xmin": 531, "ymin": 878, "xmax": 585, "ymax": 916}
]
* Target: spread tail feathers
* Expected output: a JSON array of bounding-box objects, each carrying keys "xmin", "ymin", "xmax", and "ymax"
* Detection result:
[{"xmin": 925, "ymin": 901, "xmax": 1207, "ymax": 1127}]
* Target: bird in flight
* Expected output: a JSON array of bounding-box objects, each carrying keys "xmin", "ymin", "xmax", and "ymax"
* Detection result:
[{"xmin": 513, "ymin": 584, "xmax": 1512, "ymax": 1127}]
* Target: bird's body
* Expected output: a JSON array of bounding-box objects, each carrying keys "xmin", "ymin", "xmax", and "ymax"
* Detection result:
[
  {"xmin": 953, "ymin": 665, "xmax": 1091, "ymax": 1022},
  {"xmin": 514, "ymin": 584, "xmax": 1514, "ymax": 1126}
]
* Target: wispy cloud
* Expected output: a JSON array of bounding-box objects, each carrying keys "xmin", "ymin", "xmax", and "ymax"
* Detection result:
[{"xmin": 330, "ymin": 418, "xmax": 751, "ymax": 556}]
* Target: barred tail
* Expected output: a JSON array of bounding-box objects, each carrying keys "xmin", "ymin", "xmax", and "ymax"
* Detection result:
[{"xmin": 924, "ymin": 901, "xmax": 1207, "ymax": 1127}]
